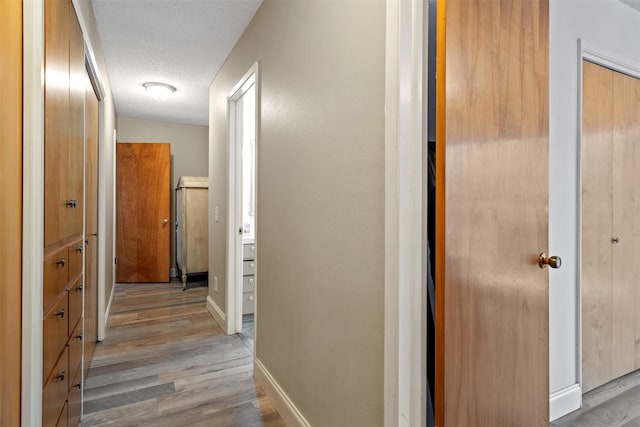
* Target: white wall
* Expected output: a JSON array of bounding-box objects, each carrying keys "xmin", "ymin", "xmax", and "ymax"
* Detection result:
[
  {"xmin": 549, "ymin": 0, "xmax": 640, "ymax": 418},
  {"xmin": 116, "ymin": 116, "xmax": 209, "ymax": 274}
]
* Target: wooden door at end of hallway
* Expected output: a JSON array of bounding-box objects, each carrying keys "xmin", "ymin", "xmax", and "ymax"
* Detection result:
[
  {"xmin": 582, "ymin": 60, "xmax": 640, "ymax": 393},
  {"xmin": 437, "ymin": 0, "xmax": 550, "ymax": 425},
  {"xmin": 116, "ymin": 143, "xmax": 171, "ymax": 283},
  {"xmin": 0, "ymin": 0, "xmax": 22, "ymax": 424}
]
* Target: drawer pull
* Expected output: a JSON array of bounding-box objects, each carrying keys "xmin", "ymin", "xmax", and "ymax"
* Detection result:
[
  {"xmin": 74, "ymin": 245, "xmax": 83, "ymax": 253},
  {"xmin": 65, "ymin": 199, "xmax": 78, "ymax": 208},
  {"xmin": 250, "ymin": 263, "xmax": 255, "ymax": 268},
  {"xmin": 55, "ymin": 371, "xmax": 65, "ymax": 382},
  {"xmin": 248, "ymin": 295, "xmax": 255, "ymax": 301},
  {"xmin": 76, "ymin": 285, "xmax": 83, "ymax": 292},
  {"xmin": 249, "ymin": 278, "xmax": 254, "ymax": 284},
  {"xmin": 55, "ymin": 308, "xmax": 65, "ymax": 318},
  {"xmin": 251, "ymin": 246, "xmax": 255, "ymax": 251},
  {"xmin": 74, "ymin": 382, "xmax": 82, "ymax": 389},
  {"xmin": 75, "ymin": 333, "xmax": 83, "ymax": 341},
  {"xmin": 56, "ymin": 257, "xmax": 66, "ymax": 267}
]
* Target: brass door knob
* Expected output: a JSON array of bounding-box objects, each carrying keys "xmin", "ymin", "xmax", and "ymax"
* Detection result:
[
  {"xmin": 162, "ymin": 219, "xmax": 169, "ymax": 225},
  {"xmin": 539, "ymin": 253, "xmax": 562, "ymax": 269}
]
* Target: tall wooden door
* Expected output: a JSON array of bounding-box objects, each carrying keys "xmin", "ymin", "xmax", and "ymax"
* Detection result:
[
  {"xmin": 84, "ymin": 71, "xmax": 99, "ymax": 373},
  {"xmin": 582, "ymin": 60, "xmax": 640, "ymax": 392},
  {"xmin": 0, "ymin": 0, "xmax": 22, "ymax": 424},
  {"xmin": 436, "ymin": 0, "xmax": 550, "ymax": 425},
  {"xmin": 116, "ymin": 143, "xmax": 171, "ymax": 282}
]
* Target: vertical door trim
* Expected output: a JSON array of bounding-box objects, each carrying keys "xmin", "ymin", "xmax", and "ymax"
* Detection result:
[
  {"xmin": 226, "ymin": 63, "xmax": 260, "ymax": 336},
  {"xmin": 384, "ymin": 0, "xmax": 428, "ymax": 426},
  {"xmin": 567, "ymin": 39, "xmax": 640, "ymax": 419},
  {"xmin": 22, "ymin": 0, "xmax": 45, "ymax": 425}
]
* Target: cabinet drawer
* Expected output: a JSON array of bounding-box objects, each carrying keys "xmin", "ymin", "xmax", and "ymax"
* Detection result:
[
  {"xmin": 43, "ymin": 295, "xmax": 69, "ymax": 380},
  {"xmin": 68, "ymin": 240, "xmax": 83, "ymax": 279},
  {"xmin": 43, "ymin": 346, "xmax": 69, "ymax": 427},
  {"xmin": 243, "ymin": 243, "xmax": 256, "ymax": 260},
  {"xmin": 243, "ymin": 260, "xmax": 256, "ymax": 276},
  {"xmin": 68, "ymin": 275, "xmax": 83, "ymax": 333},
  {"xmin": 68, "ymin": 320, "xmax": 83, "ymax": 386},
  {"xmin": 242, "ymin": 292, "xmax": 255, "ymax": 315},
  {"xmin": 68, "ymin": 368, "xmax": 82, "ymax": 427},
  {"xmin": 44, "ymin": 246, "xmax": 68, "ymax": 311},
  {"xmin": 243, "ymin": 276, "xmax": 256, "ymax": 293}
]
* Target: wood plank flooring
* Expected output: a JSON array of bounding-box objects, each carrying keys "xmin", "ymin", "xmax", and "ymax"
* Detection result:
[
  {"xmin": 83, "ymin": 281, "xmax": 284, "ymax": 427},
  {"xmin": 552, "ymin": 369, "xmax": 640, "ymax": 426}
]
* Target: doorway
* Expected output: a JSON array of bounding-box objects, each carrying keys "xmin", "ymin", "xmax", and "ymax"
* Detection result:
[{"xmin": 227, "ymin": 64, "xmax": 259, "ymax": 340}]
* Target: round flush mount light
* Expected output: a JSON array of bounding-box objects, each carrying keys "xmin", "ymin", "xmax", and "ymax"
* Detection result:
[{"xmin": 142, "ymin": 82, "xmax": 177, "ymax": 100}]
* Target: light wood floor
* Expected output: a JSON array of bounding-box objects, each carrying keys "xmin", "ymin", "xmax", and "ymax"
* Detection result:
[
  {"xmin": 552, "ymin": 369, "xmax": 640, "ymax": 427},
  {"xmin": 83, "ymin": 280, "xmax": 284, "ymax": 427}
]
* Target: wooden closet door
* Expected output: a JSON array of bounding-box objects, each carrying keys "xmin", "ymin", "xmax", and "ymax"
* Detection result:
[
  {"xmin": 68, "ymin": 7, "xmax": 84, "ymax": 237},
  {"xmin": 437, "ymin": 0, "xmax": 550, "ymax": 424},
  {"xmin": 582, "ymin": 61, "xmax": 640, "ymax": 392},
  {"xmin": 44, "ymin": 0, "xmax": 71, "ymax": 246},
  {"xmin": 0, "ymin": 0, "xmax": 23, "ymax": 424}
]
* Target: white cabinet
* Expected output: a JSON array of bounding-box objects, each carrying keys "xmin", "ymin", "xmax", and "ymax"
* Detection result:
[
  {"xmin": 242, "ymin": 243, "xmax": 256, "ymax": 314},
  {"xmin": 176, "ymin": 176, "xmax": 208, "ymax": 289}
]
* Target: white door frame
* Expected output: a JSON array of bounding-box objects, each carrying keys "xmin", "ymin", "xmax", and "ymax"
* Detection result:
[
  {"xmin": 226, "ymin": 63, "xmax": 260, "ymax": 335},
  {"xmin": 384, "ymin": 0, "xmax": 427, "ymax": 426}
]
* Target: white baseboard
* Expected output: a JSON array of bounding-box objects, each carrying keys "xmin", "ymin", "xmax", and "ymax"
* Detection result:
[
  {"xmin": 254, "ymin": 358, "xmax": 311, "ymax": 427},
  {"xmin": 104, "ymin": 284, "xmax": 115, "ymax": 323},
  {"xmin": 550, "ymin": 384, "xmax": 582, "ymax": 421},
  {"xmin": 206, "ymin": 295, "xmax": 227, "ymax": 334}
]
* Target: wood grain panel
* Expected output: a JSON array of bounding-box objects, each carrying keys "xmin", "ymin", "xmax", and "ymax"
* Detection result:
[
  {"xmin": 55, "ymin": 402, "xmax": 68, "ymax": 427},
  {"xmin": 44, "ymin": 295, "xmax": 70, "ymax": 382},
  {"xmin": 582, "ymin": 61, "xmax": 640, "ymax": 392},
  {"xmin": 44, "ymin": 0, "xmax": 70, "ymax": 246},
  {"xmin": 68, "ymin": 239, "xmax": 83, "ymax": 280},
  {"xmin": 440, "ymin": 0, "xmax": 549, "ymax": 424},
  {"xmin": 68, "ymin": 275, "xmax": 83, "ymax": 339},
  {"xmin": 0, "ymin": 0, "xmax": 22, "ymax": 424},
  {"xmin": 43, "ymin": 346, "xmax": 69, "ymax": 427},
  {"xmin": 581, "ymin": 61, "xmax": 615, "ymax": 393},
  {"xmin": 68, "ymin": 369, "xmax": 82, "ymax": 427},
  {"xmin": 116, "ymin": 143, "xmax": 171, "ymax": 283},
  {"xmin": 69, "ymin": 321, "xmax": 83, "ymax": 390},
  {"xmin": 68, "ymin": 6, "xmax": 85, "ymax": 237},
  {"xmin": 611, "ymin": 69, "xmax": 638, "ymax": 382},
  {"xmin": 44, "ymin": 246, "xmax": 69, "ymax": 313}
]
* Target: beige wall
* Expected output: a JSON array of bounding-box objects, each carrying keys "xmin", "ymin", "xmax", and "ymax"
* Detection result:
[
  {"xmin": 208, "ymin": 1, "xmax": 385, "ymax": 425},
  {"xmin": 117, "ymin": 116, "xmax": 209, "ymax": 274}
]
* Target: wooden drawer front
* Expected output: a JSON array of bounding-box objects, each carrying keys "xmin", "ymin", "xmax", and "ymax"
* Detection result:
[
  {"xmin": 243, "ymin": 276, "xmax": 256, "ymax": 293},
  {"xmin": 68, "ymin": 275, "xmax": 83, "ymax": 333},
  {"xmin": 68, "ymin": 240, "xmax": 83, "ymax": 279},
  {"xmin": 242, "ymin": 292, "xmax": 255, "ymax": 315},
  {"xmin": 43, "ymin": 295, "xmax": 69, "ymax": 380},
  {"xmin": 55, "ymin": 402, "xmax": 68, "ymax": 427},
  {"xmin": 68, "ymin": 320, "xmax": 83, "ymax": 386},
  {"xmin": 43, "ymin": 346, "xmax": 69, "ymax": 427},
  {"xmin": 243, "ymin": 243, "xmax": 256, "ymax": 260},
  {"xmin": 68, "ymin": 369, "xmax": 82, "ymax": 427},
  {"xmin": 44, "ymin": 246, "xmax": 69, "ymax": 311},
  {"xmin": 243, "ymin": 260, "xmax": 256, "ymax": 276}
]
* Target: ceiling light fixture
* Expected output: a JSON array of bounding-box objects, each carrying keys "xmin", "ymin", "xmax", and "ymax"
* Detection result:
[{"xmin": 143, "ymin": 82, "xmax": 177, "ymax": 100}]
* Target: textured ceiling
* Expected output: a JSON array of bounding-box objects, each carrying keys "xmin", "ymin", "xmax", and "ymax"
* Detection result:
[{"xmin": 92, "ymin": 0, "xmax": 262, "ymax": 126}]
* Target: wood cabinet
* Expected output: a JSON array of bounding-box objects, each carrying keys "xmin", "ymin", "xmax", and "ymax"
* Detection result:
[
  {"xmin": 43, "ymin": 1, "xmax": 86, "ymax": 425},
  {"xmin": 176, "ymin": 176, "xmax": 209, "ymax": 288}
]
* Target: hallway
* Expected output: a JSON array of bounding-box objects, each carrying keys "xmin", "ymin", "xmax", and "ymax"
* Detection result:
[{"xmin": 82, "ymin": 281, "xmax": 284, "ymax": 426}]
